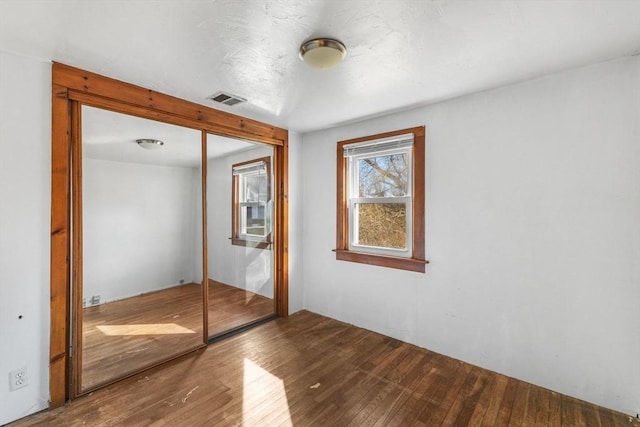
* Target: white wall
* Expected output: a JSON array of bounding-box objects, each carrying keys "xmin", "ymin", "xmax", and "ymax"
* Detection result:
[
  {"xmin": 287, "ymin": 131, "xmax": 304, "ymax": 314},
  {"xmin": 302, "ymin": 56, "xmax": 640, "ymax": 415},
  {"xmin": 83, "ymin": 158, "xmax": 201, "ymax": 304},
  {"xmin": 0, "ymin": 51, "xmax": 51, "ymax": 425},
  {"xmin": 207, "ymin": 145, "xmax": 274, "ymax": 298}
]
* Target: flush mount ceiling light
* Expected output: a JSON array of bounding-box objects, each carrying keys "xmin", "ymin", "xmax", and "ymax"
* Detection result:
[
  {"xmin": 136, "ymin": 139, "xmax": 164, "ymax": 150},
  {"xmin": 299, "ymin": 38, "xmax": 347, "ymax": 70}
]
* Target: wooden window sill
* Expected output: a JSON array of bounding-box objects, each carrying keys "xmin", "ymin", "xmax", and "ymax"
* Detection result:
[
  {"xmin": 334, "ymin": 249, "xmax": 427, "ymax": 273},
  {"xmin": 231, "ymin": 237, "xmax": 271, "ymax": 250}
]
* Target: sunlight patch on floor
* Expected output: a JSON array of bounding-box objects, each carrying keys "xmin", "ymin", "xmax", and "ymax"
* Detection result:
[
  {"xmin": 242, "ymin": 358, "xmax": 292, "ymax": 426},
  {"xmin": 96, "ymin": 323, "xmax": 195, "ymax": 336}
]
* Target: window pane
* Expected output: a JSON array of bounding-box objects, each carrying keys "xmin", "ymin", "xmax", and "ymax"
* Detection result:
[
  {"xmin": 242, "ymin": 173, "xmax": 267, "ymax": 203},
  {"xmin": 356, "ymin": 203, "xmax": 406, "ymax": 249},
  {"xmin": 358, "ymin": 153, "xmax": 408, "ymax": 197},
  {"xmin": 241, "ymin": 205, "xmax": 266, "ymax": 236}
]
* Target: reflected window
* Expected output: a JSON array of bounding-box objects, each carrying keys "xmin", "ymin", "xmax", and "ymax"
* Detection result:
[{"xmin": 232, "ymin": 157, "xmax": 271, "ymax": 249}]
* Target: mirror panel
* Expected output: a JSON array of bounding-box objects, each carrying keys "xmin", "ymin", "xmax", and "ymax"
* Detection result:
[
  {"xmin": 206, "ymin": 134, "xmax": 275, "ymax": 338},
  {"xmin": 80, "ymin": 106, "xmax": 205, "ymax": 391}
]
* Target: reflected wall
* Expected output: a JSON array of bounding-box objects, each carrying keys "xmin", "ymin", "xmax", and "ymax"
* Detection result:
[
  {"xmin": 79, "ymin": 106, "xmax": 204, "ymax": 391},
  {"xmin": 206, "ymin": 135, "xmax": 275, "ymax": 338}
]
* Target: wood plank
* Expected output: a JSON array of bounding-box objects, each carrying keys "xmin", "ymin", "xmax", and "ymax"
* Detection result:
[
  {"xmin": 522, "ymin": 383, "xmax": 541, "ymax": 425},
  {"xmin": 49, "ymin": 83, "xmax": 71, "ymax": 408},
  {"xmin": 548, "ymin": 391, "xmax": 563, "ymax": 426},
  {"xmin": 582, "ymin": 401, "xmax": 603, "ymax": 427},
  {"xmin": 563, "ymin": 395, "xmax": 589, "ymax": 427},
  {"xmin": 488, "ymin": 374, "xmax": 519, "ymax": 425},
  {"xmin": 412, "ymin": 126, "xmax": 426, "ymax": 262},
  {"xmin": 440, "ymin": 365, "xmax": 487, "ymax": 426},
  {"xmin": 364, "ymin": 345, "xmax": 428, "ymax": 418},
  {"xmin": 561, "ymin": 394, "xmax": 577, "ymax": 426},
  {"xmin": 534, "ymin": 387, "xmax": 552, "ymax": 426},
  {"xmin": 274, "ymin": 136, "xmax": 289, "ymax": 316},
  {"xmin": 508, "ymin": 380, "xmax": 531, "ymax": 426},
  {"xmin": 598, "ymin": 403, "xmax": 617, "ymax": 427},
  {"xmin": 380, "ymin": 352, "xmax": 449, "ymax": 426},
  {"xmin": 52, "ymin": 63, "xmax": 287, "ymax": 144},
  {"xmin": 415, "ymin": 358, "xmax": 473, "ymax": 425},
  {"xmin": 479, "ymin": 374, "xmax": 509, "ymax": 426},
  {"xmin": 14, "ymin": 311, "xmax": 640, "ymax": 427},
  {"xmin": 466, "ymin": 369, "xmax": 498, "ymax": 426}
]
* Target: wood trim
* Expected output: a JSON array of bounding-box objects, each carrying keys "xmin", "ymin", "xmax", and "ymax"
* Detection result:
[
  {"xmin": 336, "ymin": 142, "xmax": 348, "ymax": 251},
  {"xmin": 53, "ymin": 63, "xmax": 287, "ymax": 145},
  {"xmin": 337, "ymin": 126, "xmax": 423, "ymax": 146},
  {"xmin": 70, "ymin": 101, "xmax": 83, "ymax": 397},
  {"xmin": 230, "ymin": 236, "xmax": 271, "ymax": 250},
  {"xmin": 230, "ymin": 156, "xmax": 273, "ymax": 168},
  {"xmin": 412, "ymin": 128, "xmax": 426, "ymax": 262},
  {"xmin": 50, "ymin": 63, "xmax": 289, "ymax": 407},
  {"xmin": 49, "ymin": 84, "xmax": 71, "ymax": 408},
  {"xmin": 334, "ymin": 250, "xmax": 427, "ymax": 273},
  {"xmin": 275, "ymin": 138, "xmax": 289, "ymax": 316},
  {"xmin": 335, "ymin": 126, "xmax": 427, "ymax": 273},
  {"xmin": 201, "ymin": 131, "xmax": 209, "ymax": 341},
  {"xmin": 68, "ymin": 90, "xmax": 284, "ymax": 147}
]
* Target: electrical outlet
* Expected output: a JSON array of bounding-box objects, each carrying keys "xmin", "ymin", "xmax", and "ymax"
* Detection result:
[
  {"xmin": 9, "ymin": 367, "xmax": 28, "ymax": 391},
  {"xmin": 90, "ymin": 295, "xmax": 100, "ymax": 305}
]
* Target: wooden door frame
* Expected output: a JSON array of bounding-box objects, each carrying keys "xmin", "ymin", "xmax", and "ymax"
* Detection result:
[{"xmin": 50, "ymin": 62, "xmax": 289, "ymax": 407}]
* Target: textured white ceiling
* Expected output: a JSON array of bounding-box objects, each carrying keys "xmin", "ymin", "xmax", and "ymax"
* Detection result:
[{"xmin": 1, "ymin": 0, "xmax": 639, "ymax": 133}]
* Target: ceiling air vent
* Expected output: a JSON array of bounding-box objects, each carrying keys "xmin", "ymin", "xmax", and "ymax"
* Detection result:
[{"xmin": 207, "ymin": 91, "xmax": 247, "ymax": 106}]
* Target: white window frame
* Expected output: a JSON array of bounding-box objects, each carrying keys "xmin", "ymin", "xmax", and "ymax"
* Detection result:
[
  {"xmin": 232, "ymin": 157, "xmax": 271, "ymax": 248},
  {"xmin": 344, "ymin": 135, "xmax": 414, "ymax": 258}
]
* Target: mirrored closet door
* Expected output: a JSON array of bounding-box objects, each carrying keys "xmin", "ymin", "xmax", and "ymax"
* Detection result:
[
  {"xmin": 51, "ymin": 63, "xmax": 289, "ymax": 405},
  {"xmin": 77, "ymin": 106, "xmax": 206, "ymax": 392},
  {"xmin": 205, "ymin": 134, "xmax": 275, "ymax": 339}
]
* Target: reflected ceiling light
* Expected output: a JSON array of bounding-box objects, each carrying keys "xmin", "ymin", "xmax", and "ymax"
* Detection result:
[
  {"xmin": 136, "ymin": 139, "xmax": 164, "ymax": 150},
  {"xmin": 299, "ymin": 38, "xmax": 347, "ymax": 70}
]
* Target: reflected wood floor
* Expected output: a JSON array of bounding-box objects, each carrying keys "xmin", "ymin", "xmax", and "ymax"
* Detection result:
[
  {"xmin": 208, "ymin": 279, "xmax": 275, "ymax": 337},
  {"xmin": 82, "ymin": 283, "xmax": 204, "ymax": 390},
  {"xmin": 82, "ymin": 281, "xmax": 273, "ymax": 390},
  {"xmin": 15, "ymin": 311, "xmax": 638, "ymax": 426}
]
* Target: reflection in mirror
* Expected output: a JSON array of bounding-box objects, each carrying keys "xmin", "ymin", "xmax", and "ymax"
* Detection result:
[
  {"xmin": 206, "ymin": 134, "xmax": 275, "ymax": 338},
  {"xmin": 80, "ymin": 106, "xmax": 204, "ymax": 391}
]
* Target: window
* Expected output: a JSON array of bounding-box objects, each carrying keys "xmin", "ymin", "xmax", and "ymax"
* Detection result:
[
  {"xmin": 336, "ymin": 127, "xmax": 426, "ymax": 272},
  {"xmin": 232, "ymin": 156, "xmax": 271, "ymax": 249}
]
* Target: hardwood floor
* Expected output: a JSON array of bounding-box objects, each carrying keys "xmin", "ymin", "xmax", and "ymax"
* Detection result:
[
  {"xmin": 82, "ymin": 281, "xmax": 274, "ymax": 391},
  {"xmin": 208, "ymin": 279, "xmax": 275, "ymax": 337},
  {"xmin": 81, "ymin": 283, "xmax": 204, "ymax": 391},
  {"xmin": 15, "ymin": 311, "xmax": 638, "ymax": 426}
]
